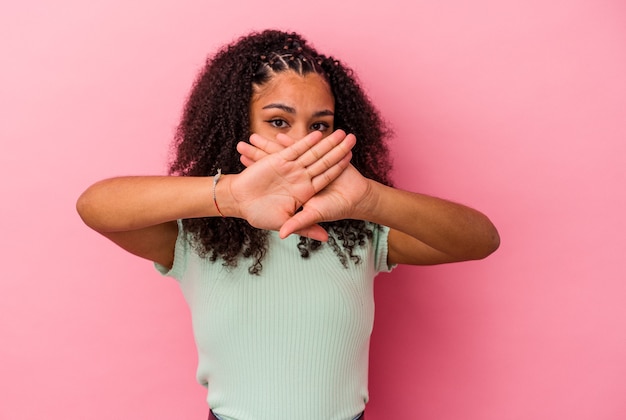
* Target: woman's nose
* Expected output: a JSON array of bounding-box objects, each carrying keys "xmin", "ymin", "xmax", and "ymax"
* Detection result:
[{"xmin": 288, "ymin": 125, "xmax": 308, "ymax": 141}]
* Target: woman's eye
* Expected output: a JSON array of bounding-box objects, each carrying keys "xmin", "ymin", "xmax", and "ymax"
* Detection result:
[
  {"xmin": 311, "ymin": 122, "xmax": 330, "ymax": 132},
  {"xmin": 268, "ymin": 119, "xmax": 288, "ymax": 128}
]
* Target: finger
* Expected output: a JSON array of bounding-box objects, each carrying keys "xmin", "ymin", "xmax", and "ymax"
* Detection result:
[
  {"xmin": 237, "ymin": 141, "xmax": 268, "ymax": 163},
  {"xmin": 296, "ymin": 130, "xmax": 351, "ymax": 169},
  {"xmin": 240, "ymin": 155, "xmax": 255, "ymax": 168},
  {"xmin": 275, "ymin": 133, "xmax": 296, "ymax": 148},
  {"xmin": 290, "ymin": 224, "xmax": 329, "ymax": 242},
  {"xmin": 280, "ymin": 207, "xmax": 325, "ymax": 240},
  {"xmin": 249, "ymin": 133, "xmax": 285, "ymax": 154},
  {"xmin": 304, "ymin": 133, "xmax": 355, "ymax": 179},
  {"xmin": 279, "ymin": 130, "xmax": 324, "ymax": 162},
  {"xmin": 310, "ymin": 152, "xmax": 353, "ymax": 193}
]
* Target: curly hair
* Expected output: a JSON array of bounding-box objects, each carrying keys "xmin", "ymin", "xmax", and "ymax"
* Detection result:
[{"xmin": 169, "ymin": 29, "xmax": 393, "ymax": 274}]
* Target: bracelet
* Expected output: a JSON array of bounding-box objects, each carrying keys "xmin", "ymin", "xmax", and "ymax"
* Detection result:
[{"xmin": 213, "ymin": 169, "xmax": 225, "ymax": 217}]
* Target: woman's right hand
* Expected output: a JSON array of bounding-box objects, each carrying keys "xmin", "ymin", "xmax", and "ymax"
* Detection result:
[{"xmin": 228, "ymin": 129, "xmax": 355, "ymax": 241}]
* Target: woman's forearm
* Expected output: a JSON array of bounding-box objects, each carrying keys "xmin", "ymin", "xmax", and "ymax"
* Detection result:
[
  {"xmin": 355, "ymin": 180, "xmax": 500, "ymax": 261},
  {"xmin": 76, "ymin": 176, "xmax": 220, "ymax": 232}
]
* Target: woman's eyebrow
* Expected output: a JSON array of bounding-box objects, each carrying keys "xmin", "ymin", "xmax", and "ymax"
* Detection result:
[
  {"xmin": 313, "ymin": 109, "xmax": 334, "ymax": 117},
  {"xmin": 262, "ymin": 103, "xmax": 296, "ymax": 113},
  {"xmin": 262, "ymin": 103, "xmax": 334, "ymax": 118}
]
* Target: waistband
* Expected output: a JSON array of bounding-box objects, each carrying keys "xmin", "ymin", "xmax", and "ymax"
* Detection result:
[{"xmin": 209, "ymin": 409, "xmax": 365, "ymax": 420}]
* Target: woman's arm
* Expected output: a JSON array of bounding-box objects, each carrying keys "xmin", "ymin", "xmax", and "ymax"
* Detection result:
[
  {"xmin": 240, "ymin": 132, "xmax": 500, "ymax": 266},
  {"xmin": 76, "ymin": 176, "xmax": 220, "ymax": 268},
  {"xmin": 76, "ymin": 176, "xmax": 217, "ymax": 232},
  {"xmin": 279, "ymin": 165, "xmax": 500, "ymax": 266},
  {"xmin": 352, "ymin": 180, "xmax": 500, "ymax": 265},
  {"xmin": 76, "ymin": 130, "xmax": 356, "ymax": 267}
]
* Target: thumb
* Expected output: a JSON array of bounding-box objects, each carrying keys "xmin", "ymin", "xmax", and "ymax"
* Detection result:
[
  {"xmin": 279, "ymin": 207, "xmax": 325, "ymax": 240},
  {"xmin": 289, "ymin": 224, "xmax": 329, "ymax": 242}
]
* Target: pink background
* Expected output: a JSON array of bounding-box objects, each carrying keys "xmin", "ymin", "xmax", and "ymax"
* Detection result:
[{"xmin": 2, "ymin": 0, "xmax": 625, "ymax": 419}]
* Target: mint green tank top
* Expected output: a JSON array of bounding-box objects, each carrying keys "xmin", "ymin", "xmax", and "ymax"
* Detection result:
[{"xmin": 156, "ymin": 221, "xmax": 394, "ymax": 420}]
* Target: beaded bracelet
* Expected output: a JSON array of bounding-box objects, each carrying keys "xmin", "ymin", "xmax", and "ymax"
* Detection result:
[{"xmin": 213, "ymin": 169, "xmax": 225, "ymax": 217}]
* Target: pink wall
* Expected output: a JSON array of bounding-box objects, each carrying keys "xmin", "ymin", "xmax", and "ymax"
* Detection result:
[{"xmin": 2, "ymin": 1, "xmax": 625, "ymax": 419}]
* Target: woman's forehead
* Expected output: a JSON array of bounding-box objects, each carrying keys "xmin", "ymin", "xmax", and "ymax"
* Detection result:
[{"xmin": 252, "ymin": 71, "xmax": 333, "ymax": 102}]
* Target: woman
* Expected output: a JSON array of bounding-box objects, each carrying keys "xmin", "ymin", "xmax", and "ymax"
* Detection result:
[{"xmin": 77, "ymin": 29, "xmax": 499, "ymax": 420}]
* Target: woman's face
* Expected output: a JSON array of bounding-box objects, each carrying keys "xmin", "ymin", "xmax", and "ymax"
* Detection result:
[{"xmin": 250, "ymin": 70, "xmax": 335, "ymax": 141}]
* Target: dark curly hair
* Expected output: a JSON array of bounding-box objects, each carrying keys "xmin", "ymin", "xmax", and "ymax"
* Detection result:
[{"xmin": 169, "ymin": 29, "xmax": 393, "ymax": 274}]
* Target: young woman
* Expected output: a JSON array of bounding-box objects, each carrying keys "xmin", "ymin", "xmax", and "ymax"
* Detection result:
[{"xmin": 77, "ymin": 29, "xmax": 499, "ymax": 420}]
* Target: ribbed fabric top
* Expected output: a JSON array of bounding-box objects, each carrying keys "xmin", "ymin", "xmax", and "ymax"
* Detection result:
[{"xmin": 156, "ymin": 221, "xmax": 394, "ymax": 420}]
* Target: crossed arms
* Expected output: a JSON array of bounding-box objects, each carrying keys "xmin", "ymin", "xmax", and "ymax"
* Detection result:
[{"xmin": 77, "ymin": 130, "xmax": 499, "ymax": 269}]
